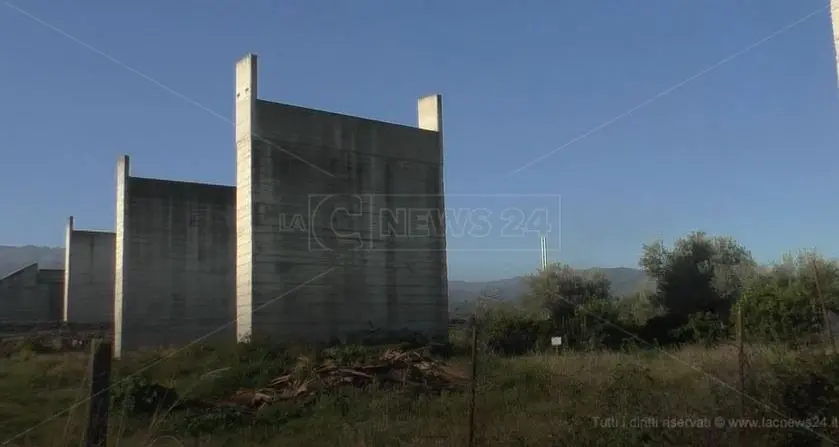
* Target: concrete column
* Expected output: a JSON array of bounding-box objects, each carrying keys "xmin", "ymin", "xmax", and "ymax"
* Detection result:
[
  {"xmin": 417, "ymin": 94, "xmax": 443, "ymax": 133},
  {"xmin": 62, "ymin": 216, "xmax": 74, "ymax": 322},
  {"xmin": 417, "ymin": 94, "xmax": 449, "ymax": 340},
  {"xmin": 235, "ymin": 54, "xmax": 257, "ymax": 342},
  {"xmin": 114, "ymin": 155, "xmax": 130, "ymax": 358}
]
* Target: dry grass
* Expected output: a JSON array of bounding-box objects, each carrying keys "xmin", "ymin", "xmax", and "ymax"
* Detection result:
[{"xmin": 0, "ymin": 340, "xmax": 836, "ymax": 446}]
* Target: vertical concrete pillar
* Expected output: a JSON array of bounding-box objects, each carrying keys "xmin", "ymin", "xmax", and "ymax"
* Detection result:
[
  {"xmin": 235, "ymin": 54, "xmax": 257, "ymax": 342},
  {"xmin": 417, "ymin": 94, "xmax": 449, "ymax": 340},
  {"xmin": 113, "ymin": 155, "xmax": 130, "ymax": 358},
  {"xmin": 62, "ymin": 215, "xmax": 74, "ymax": 322},
  {"xmin": 417, "ymin": 95, "xmax": 443, "ymax": 133}
]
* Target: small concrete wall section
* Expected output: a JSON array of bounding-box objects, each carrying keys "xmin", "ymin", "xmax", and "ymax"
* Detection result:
[
  {"xmin": 0, "ymin": 263, "xmax": 63, "ymax": 323},
  {"xmin": 114, "ymin": 156, "xmax": 236, "ymax": 356},
  {"xmin": 235, "ymin": 53, "xmax": 448, "ymax": 344},
  {"xmin": 63, "ymin": 216, "xmax": 116, "ymax": 325},
  {"xmin": 39, "ymin": 269, "xmax": 64, "ymax": 322}
]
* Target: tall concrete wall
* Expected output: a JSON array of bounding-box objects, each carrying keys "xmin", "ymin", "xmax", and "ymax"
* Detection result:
[
  {"xmin": 63, "ymin": 216, "xmax": 116, "ymax": 325},
  {"xmin": 0, "ymin": 263, "xmax": 62, "ymax": 323},
  {"xmin": 114, "ymin": 156, "xmax": 237, "ymax": 356},
  {"xmin": 235, "ymin": 54, "xmax": 448, "ymax": 343}
]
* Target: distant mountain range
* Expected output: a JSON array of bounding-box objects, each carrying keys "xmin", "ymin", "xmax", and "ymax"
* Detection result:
[
  {"xmin": 447, "ymin": 267, "xmax": 649, "ymax": 317},
  {"xmin": 0, "ymin": 246, "xmax": 649, "ymax": 315},
  {"xmin": 0, "ymin": 245, "xmax": 64, "ymax": 276}
]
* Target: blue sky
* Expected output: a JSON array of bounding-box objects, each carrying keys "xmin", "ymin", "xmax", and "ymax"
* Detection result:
[{"xmin": 1, "ymin": 0, "xmax": 838, "ymax": 281}]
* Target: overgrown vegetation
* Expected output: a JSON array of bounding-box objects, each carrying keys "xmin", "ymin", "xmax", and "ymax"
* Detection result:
[
  {"xmin": 4, "ymin": 230, "xmax": 839, "ymax": 445},
  {"xmin": 479, "ymin": 231, "xmax": 839, "ymax": 355}
]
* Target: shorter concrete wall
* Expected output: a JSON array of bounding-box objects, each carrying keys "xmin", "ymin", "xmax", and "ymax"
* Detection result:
[
  {"xmin": 39, "ymin": 269, "xmax": 64, "ymax": 321},
  {"xmin": 114, "ymin": 156, "xmax": 237, "ymax": 356},
  {"xmin": 0, "ymin": 263, "xmax": 63, "ymax": 323},
  {"xmin": 63, "ymin": 217, "xmax": 116, "ymax": 325}
]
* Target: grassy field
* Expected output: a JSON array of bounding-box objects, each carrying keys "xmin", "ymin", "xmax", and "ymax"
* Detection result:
[{"xmin": 2, "ymin": 336, "xmax": 839, "ymax": 446}]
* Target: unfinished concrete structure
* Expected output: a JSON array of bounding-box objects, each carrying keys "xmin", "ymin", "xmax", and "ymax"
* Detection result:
[
  {"xmin": 62, "ymin": 216, "xmax": 116, "ymax": 325},
  {"xmin": 114, "ymin": 156, "xmax": 237, "ymax": 356},
  {"xmin": 0, "ymin": 263, "xmax": 63, "ymax": 323},
  {"xmin": 235, "ymin": 54, "xmax": 448, "ymax": 343}
]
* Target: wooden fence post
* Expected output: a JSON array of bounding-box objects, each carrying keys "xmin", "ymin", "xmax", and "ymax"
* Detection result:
[
  {"xmin": 737, "ymin": 303, "xmax": 747, "ymax": 445},
  {"xmin": 85, "ymin": 339, "xmax": 112, "ymax": 447},
  {"xmin": 467, "ymin": 315, "xmax": 478, "ymax": 447}
]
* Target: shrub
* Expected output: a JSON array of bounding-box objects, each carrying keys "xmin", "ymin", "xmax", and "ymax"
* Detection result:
[
  {"xmin": 111, "ymin": 375, "xmax": 179, "ymax": 415},
  {"xmin": 481, "ymin": 311, "xmax": 553, "ymax": 356},
  {"xmin": 761, "ymin": 351, "xmax": 839, "ymax": 445},
  {"xmin": 676, "ymin": 312, "xmax": 727, "ymax": 347}
]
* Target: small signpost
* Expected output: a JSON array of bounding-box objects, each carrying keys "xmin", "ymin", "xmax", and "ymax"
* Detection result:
[{"xmin": 551, "ymin": 336, "xmax": 563, "ymax": 355}]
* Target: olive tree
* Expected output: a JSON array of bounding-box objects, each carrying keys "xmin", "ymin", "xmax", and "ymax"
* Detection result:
[{"xmin": 640, "ymin": 231, "xmax": 756, "ymax": 321}]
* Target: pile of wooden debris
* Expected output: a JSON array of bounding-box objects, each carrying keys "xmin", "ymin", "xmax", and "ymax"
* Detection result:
[{"xmin": 215, "ymin": 348, "xmax": 467, "ymax": 411}]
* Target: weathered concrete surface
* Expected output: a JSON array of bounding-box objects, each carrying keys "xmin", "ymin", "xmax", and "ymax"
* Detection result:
[
  {"xmin": 39, "ymin": 268, "xmax": 64, "ymax": 322},
  {"xmin": 235, "ymin": 54, "xmax": 448, "ymax": 343},
  {"xmin": 0, "ymin": 263, "xmax": 63, "ymax": 323},
  {"xmin": 63, "ymin": 216, "xmax": 116, "ymax": 325},
  {"xmin": 114, "ymin": 156, "xmax": 237, "ymax": 357}
]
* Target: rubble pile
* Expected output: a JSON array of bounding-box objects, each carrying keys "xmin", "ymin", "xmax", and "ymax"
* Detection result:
[{"xmin": 215, "ymin": 348, "xmax": 467, "ymax": 411}]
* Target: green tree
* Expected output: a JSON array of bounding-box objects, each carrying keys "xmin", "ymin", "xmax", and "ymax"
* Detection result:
[
  {"xmin": 736, "ymin": 251, "xmax": 839, "ymax": 344},
  {"xmin": 616, "ymin": 290, "xmax": 662, "ymax": 327},
  {"xmin": 520, "ymin": 263, "xmax": 611, "ymax": 317},
  {"xmin": 519, "ymin": 263, "xmax": 625, "ymax": 349},
  {"xmin": 640, "ymin": 231, "xmax": 756, "ymax": 320}
]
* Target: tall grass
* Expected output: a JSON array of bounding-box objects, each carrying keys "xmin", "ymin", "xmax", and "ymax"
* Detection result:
[{"xmin": 1, "ymin": 339, "xmax": 838, "ymax": 446}]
